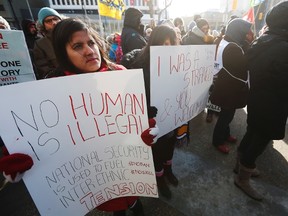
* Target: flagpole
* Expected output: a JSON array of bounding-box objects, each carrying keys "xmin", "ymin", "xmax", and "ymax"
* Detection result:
[
  {"xmin": 253, "ymin": 3, "xmax": 262, "ymax": 34},
  {"xmin": 26, "ymin": 0, "xmax": 34, "ymax": 21}
]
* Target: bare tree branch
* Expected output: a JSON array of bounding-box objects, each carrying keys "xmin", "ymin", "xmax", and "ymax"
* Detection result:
[{"xmin": 158, "ymin": 0, "xmax": 173, "ymax": 21}]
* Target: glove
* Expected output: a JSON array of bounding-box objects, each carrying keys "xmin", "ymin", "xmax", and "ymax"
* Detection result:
[
  {"xmin": 0, "ymin": 153, "xmax": 33, "ymax": 183},
  {"xmin": 141, "ymin": 118, "xmax": 159, "ymax": 146}
]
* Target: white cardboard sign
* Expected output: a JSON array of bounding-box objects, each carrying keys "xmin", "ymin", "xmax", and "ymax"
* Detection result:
[
  {"xmin": 0, "ymin": 30, "xmax": 36, "ymax": 85},
  {"xmin": 150, "ymin": 45, "xmax": 216, "ymax": 137},
  {"xmin": 0, "ymin": 69, "xmax": 157, "ymax": 216}
]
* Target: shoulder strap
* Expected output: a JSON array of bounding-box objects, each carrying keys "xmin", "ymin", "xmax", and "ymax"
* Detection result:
[{"xmin": 215, "ymin": 39, "xmax": 250, "ymax": 88}]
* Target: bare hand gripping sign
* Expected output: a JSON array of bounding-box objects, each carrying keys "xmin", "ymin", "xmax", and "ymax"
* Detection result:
[
  {"xmin": 150, "ymin": 45, "xmax": 216, "ymax": 137},
  {"xmin": 0, "ymin": 30, "xmax": 36, "ymax": 85},
  {"xmin": 0, "ymin": 69, "xmax": 157, "ymax": 215}
]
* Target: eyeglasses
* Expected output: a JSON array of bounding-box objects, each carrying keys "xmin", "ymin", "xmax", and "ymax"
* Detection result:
[{"xmin": 44, "ymin": 17, "xmax": 60, "ymax": 24}]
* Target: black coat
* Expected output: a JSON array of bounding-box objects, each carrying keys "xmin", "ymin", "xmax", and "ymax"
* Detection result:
[
  {"xmin": 182, "ymin": 31, "xmax": 205, "ymax": 45},
  {"xmin": 246, "ymin": 32, "xmax": 288, "ymax": 139},
  {"xmin": 209, "ymin": 37, "xmax": 249, "ymax": 109},
  {"xmin": 121, "ymin": 8, "xmax": 146, "ymax": 55}
]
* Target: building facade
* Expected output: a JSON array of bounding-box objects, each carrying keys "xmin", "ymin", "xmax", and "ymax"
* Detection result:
[
  {"xmin": 0, "ymin": 0, "xmax": 161, "ymax": 35},
  {"xmin": 0, "ymin": 0, "xmax": 285, "ymax": 34}
]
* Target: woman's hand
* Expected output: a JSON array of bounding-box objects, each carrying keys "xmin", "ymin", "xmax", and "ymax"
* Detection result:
[
  {"xmin": 0, "ymin": 153, "xmax": 33, "ymax": 183},
  {"xmin": 141, "ymin": 118, "xmax": 159, "ymax": 146}
]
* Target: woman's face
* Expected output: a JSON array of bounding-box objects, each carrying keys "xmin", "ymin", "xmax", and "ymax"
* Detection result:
[
  {"xmin": 66, "ymin": 30, "xmax": 101, "ymax": 73},
  {"xmin": 43, "ymin": 16, "xmax": 61, "ymax": 32},
  {"xmin": 163, "ymin": 38, "xmax": 172, "ymax": 46},
  {"xmin": 200, "ymin": 24, "xmax": 209, "ymax": 35}
]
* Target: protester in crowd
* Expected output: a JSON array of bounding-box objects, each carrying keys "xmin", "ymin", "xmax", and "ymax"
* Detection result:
[
  {"xmin": 210, "ymin": 18, "xmax": 254, "ymax": 154},
  {"xmin": 0, "ymin": 18, "xmax": 159, "ymax": 216},
  {"xmin": 182, "ymin": 20, "xmax": 196, "ymax": 44},
  {"xmin": 121, "ymin": 7, "xmax": 147, "ymax": 55},
  {"xmin": 21, "ymin": 19, "xmax": 41, "ymax": 76},
  {"xmin": 214, "ymin": 15, "xmax": 238, "ymax": 47},
  {"xmin": 173, "ymin": 25, "xmax": 189, "ymax": 146},
  {"xmin": 21, "ymin": 19, "xmax": 40, "ymax": 50},
  {"xmin": 182, "ymin": 18, "xmax": 214, "ymax": 46},
  {"xmin": 33, "ymin": 7, "xmax": 62, "ymax": 79},
  {"xmin": 174, "ymin": 27, "xmax": 182, "ymax": 45},
  {"xmin": 121, "ymin": 25, "xmax": 179, "ymax": 199},
  {"xmin": 107, "ymin": 32, "xmax": 123, "ymax": 64},
  {"xmin": 235, "ymin": 1, "xmax": 288, "ymax": 201},
  {"xmin": 214, "ymin": 24, "xmax": 226, "ymax": 44},
  {"xmin": 145, "ymin": 27, "xmax": 152, "ymax": 41},
  {"xmin": 173, "ymin": 17, "xmax": 186, "ymax": 37},
  {"xmin": 158, "ymin": 19, "xmax": 191, "ymax": 147},
  {"xmin": 0, "ymin": 16, "xmax": 10, "ymax": 29},
  {"xmin": 52, "ymin": 19, "xmax": 159, "ymax": 215},
  {"xmin": 182, "ymin": 18, "xmax": 216, "ymax": 122}
]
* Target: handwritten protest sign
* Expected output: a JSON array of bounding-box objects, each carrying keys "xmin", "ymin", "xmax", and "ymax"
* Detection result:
[
  {"xmin": 150, "ymin": 45, "xmax": 216, "ymax": 137},
  {"xmin": 0, "ymin": 30, "xmax": 36, "ymax": 86},
  {"xmin": 0, "ymin": 69, "xmax": 157, "ymax": 216}
]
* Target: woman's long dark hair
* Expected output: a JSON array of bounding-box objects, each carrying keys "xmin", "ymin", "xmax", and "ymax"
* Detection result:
[
  {"xmin": 134, "ymin": 25, "xmax": 177, "ymax": 66},
  {"xmin": 52, "ymin": 18, "xmax": 112, "ymax": 74}
]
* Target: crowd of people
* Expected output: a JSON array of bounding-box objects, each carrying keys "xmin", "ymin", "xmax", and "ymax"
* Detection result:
[{"xmin": 0, "ymin": 1, "xmax": 288, "ymax": 215}]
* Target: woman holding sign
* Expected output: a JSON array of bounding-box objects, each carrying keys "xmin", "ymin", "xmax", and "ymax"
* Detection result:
[
  {"xmin": 0, "ymin": 18, "xmax": 159, "ymax": 216},
  {"xmin": 52, "ymin": 17, "xmax": 159, "ymax": 216},
  {"xmin": 122, "ymin": 25, "xmax": 180, "ymax": 200}
]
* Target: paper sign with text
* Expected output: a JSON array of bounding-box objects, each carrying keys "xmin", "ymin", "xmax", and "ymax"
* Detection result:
[
  {"xmin": 150, "ymin": 45, "xmax": 216, "ymax": 137},
  {"xmin": 0, "ymin": 30, "xmax": 36, "ymax": 86},
  {"xmin": 0, "ymin": 69, "xmax": 157, "ymax": 216}
]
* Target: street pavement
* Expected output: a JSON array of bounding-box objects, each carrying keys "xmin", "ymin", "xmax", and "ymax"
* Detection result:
[{"xmin": 1, "ymin": 109, "xmax": 288, "ymax": 216}]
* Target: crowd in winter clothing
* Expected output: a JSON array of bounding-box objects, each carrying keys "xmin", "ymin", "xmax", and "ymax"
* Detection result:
[{"xmin": 0, "ymin": 1, "xmax": 288, "ymax": 215}]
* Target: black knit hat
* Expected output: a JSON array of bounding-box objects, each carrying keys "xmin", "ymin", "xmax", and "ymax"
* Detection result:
[
  {"xmin": 196, "ymin": 18, "xmax": 209, "ymax": 29},
  {"xmin": 266, "ymin": 1, "xmax": 288, "ymax": 31}
]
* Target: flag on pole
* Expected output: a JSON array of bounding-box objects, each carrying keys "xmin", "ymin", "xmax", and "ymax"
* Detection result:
[
  {"xmin": 97, "ymin": 0, "xmax": 125, "ymax": 20},
  {"xmin": 243, "ymin": 7, "xmax": 254, "ymax": 23}
]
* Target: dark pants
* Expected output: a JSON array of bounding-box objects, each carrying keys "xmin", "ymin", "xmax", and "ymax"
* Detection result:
[
  {"xmin": 152, "ymin": 132, "xmax": 176, "ymax": 172},
  {"xmin": 238, "ymin": 126, "xmax": 271, "ymax": 168},
  {"xmin": 213, "ymin": 108, "xmax": 236, "ymax": 146}
]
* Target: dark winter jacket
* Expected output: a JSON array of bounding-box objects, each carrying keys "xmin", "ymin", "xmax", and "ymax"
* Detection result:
[
  {"xmin": 245, "ymin": 32, "xmax": 288, "ymax": 139},
  {"xmin": 182, "ymin": 26, "xmax": 214, "ymax": 45},
  {"xmin": 21, "ymin": 19, "xmax": 40, "ymax": 50},
  {"xmin": 245, "ymin": 1, "xmax": 288, "ymax": 140},
  {"xmin": 120, "ymin": 49, "xmax": 142, "ymax": 69},
  {"xmin": 209, "ymin": 19, "xmax": 251, "ymax": 109},
  {"xmin": 121, "ymin": 8, "xmax": 147, "ymax": 55},
  {"xmin": 33, "ymin": 32, "xmax": 58, "ymax": 79},
  {"xmin": 209, "ymin": 37, "xmax": 249, "ymax": 109},
  {"xmin": 182, "ymin": 30, "xmax": 205, "ymax": 45}
]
